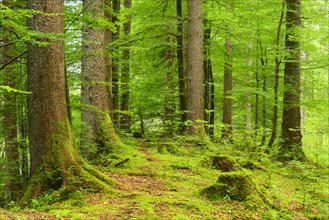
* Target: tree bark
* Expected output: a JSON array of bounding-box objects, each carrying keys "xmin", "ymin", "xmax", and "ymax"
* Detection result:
[
  {"xmin": 268, "ymin": 0, "xmax": 285, "ymax": 148},
  {"xmin": 20, "ymin": 0, "xmax": 114, "ymax": 206},
  {"xmin": 222, "ymin": 36, "xmax": 233, "ymax": 142},
  {"xmin": 163, "ymin": 36, "xmax": 175, "ymax": 137},
  {"xmin": 105, "ymin": 0, "xmax": 113, "ymax": 117},
  {"xmin": 245, "ymin": 41, "xmax": 253, "ymax": 141},
  {"xmin": 81, "ymin": 0, "xmax": 122, "ymax": 160},
  {"xmin": 111, "ymin": 0, "xmax": 121, "ymax": 127},
  {"xmin": 176, "ymin": 0, "xmax": 187, "ymax": 134},
  {"xmin": 186, "ymin": 0, "xmax": 204, "ymax": 135},
  {"xmin": 280, "ymin": 0, "xmax": 305, "ymax": 161},
  {"xmin": 203, "ymin": 21, "xmax": 214, "ymax": 138},
  {"xmin": 120, "ymin": 0, "xmax": 132, "ymax": 131}
]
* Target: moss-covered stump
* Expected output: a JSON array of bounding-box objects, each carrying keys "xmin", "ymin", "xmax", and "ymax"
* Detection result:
[
  {"xmin": 201, "ymin": 170, "xmax": 278, "ymax": 209},
  {"xmin": 212, "ymin": 155, "xmax": 240, "ymax": 172},
  {"xmin": 157, "ymin": 142, "xmax": 179, "ymax": 155},
  {"xmin": 201, "ymin": 171, "xmax": 253, "ymax": 201}
]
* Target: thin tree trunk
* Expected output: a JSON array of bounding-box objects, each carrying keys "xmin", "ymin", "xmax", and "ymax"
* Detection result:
[
  {"xmin": 105, "ymin": 0, "xmax": 113, "ymax": 118},
  {"xmin": 255, "ymin": 40, "xmax": 260, "ymax": 140},
  {"xmin": 120, "ymin": 0, "xmax": 132, "ymax": 131},
  {"xmin": 280, "ymin": 0, "xmax": 305, "ymax": 161},
  {"xmin": 261, "ymin": 55, "xmax": 268, "ymax": 146},
  {"xmin": 203, "ymin": 21, "xmax": 214, "ymax": 138},
  {"xmin": 2, "ymin": 0, "xmax": 23, "ymax": 204},
  {"xmin": 268, "ymin": 0, "xmax": 285, "ymax": 148},
  {"xmin": 163, "ymin": 36, "xmax": 175, "ymax": 137},
  {"xmin": 222, "ymin": 1, "xmax": 233, "ymax": 143},
  {"xmin": 186, "ymin": 0, "xmax": 204, "ymax": 135},
  {"xmin": 111, "ymin": 0, "xmax": 121, "ymax": 127},
  {"xmin": 245, "ymin": 41, "xmax": 253, "ymax": 141},
  {"xmin": 222, "ymin": 37, "xmax": 233, "ymax": 142},
  {"xmin": 176, "ymin": 0, "xmax": 187, "ymax": 134}
]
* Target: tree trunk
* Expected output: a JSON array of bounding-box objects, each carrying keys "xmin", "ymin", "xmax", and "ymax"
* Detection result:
[
  {"xmin": 222, "ymin": 36, "xmax": 233, "ymax": 142},
  {"xmin": 268, "ymin": 0, "xmax": 285, "ymax": 148},
  {"xmin": 176, "ymin": 0, "xmax": 187, "ymax": 134},
  {"xmin": 203, "ymin": 21, "xmax": 214, "ymax": 139},
  {"xmin": 245, "ymin": 41, "xmax": 253, "ymax": 141},
  {"xmin": 163, "ymin": 36, "xmax": 175, "ymax": 137},
  {"xmin": 120, "ymin": 0, "xmax": 132, "ymax": 131},
  {"xmin": 81, "ymin": 0, "xmax": 122, "ymax": 160},
  {"xmin": 186, "ymin": 0, "xmax": 204, "ymax": 135},
  {"xmin": 2, "ymin": 0, "xmax": 23, "ymax": 203},
  {"xmin": 20, "ymin": 0, "xmax": 114, "ymax": 206},
  {"xmin": 280, "ymin": 0, "xmax": 305, "ymax": 161},
  {"xmin": 105, "ymin": 0, "xmax": 113, "ymax": 118},
  {"xmin": 111, "ymin": 0, "xmax": 121, "ymax": 127},
  {"xmin": 261, "ymin": 54, "xmax": 268, "ymax": 146}
]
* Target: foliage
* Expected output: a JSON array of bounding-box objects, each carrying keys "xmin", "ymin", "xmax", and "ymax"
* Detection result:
[{"xmin": 0, "ymin": 0, "xmax": 328, "ymax": 218}]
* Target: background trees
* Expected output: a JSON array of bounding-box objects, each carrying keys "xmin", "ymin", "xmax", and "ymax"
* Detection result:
[{"xmin": 0, "ymin": 0, "xmax": 328, "ymax": 206}]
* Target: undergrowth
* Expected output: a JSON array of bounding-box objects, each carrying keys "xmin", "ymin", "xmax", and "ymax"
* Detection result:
[{"xmin": 1, "ymin": 136, "xmax": 328, "ymax": 219}]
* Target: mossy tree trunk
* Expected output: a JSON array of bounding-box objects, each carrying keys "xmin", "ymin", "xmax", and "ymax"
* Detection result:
[
  {"xmin": 81, "ymin": 0, "xmax": 123, "ymax": 160},
  {"xmin": 20, "ymin": 0, "xmax": 114, "ymax": 207}
]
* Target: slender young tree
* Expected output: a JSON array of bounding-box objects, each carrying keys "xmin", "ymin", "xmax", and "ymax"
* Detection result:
[
  {"xmin": 245, "ymin": 40, "xmax": 253, "ymax": 141},
  {"xmin": 20, "ymin": 0, "xmax": 113, "ymax": 206},
  {"xmin": 222, "ymin": 32, "xmax": 233, "ymax": 142},
  {"xmin": 105, "ymin": 0, "xmax": 113, "ymax": 115},
  {"xmin": 186, "ymin": 0, "xmax": 204, "ymax": 135},
  {"xmin": 203, "ymin": 20, "xmax": 214, "ymax": 138},
  {"xmin": 81, "ymin": 0, "xmax": 122, "ymax": 160},
  {"xmin": 176, "ymin": 0, "xmax": 187, "ymax": 133},
  {"xmin": 280, "ymin": 0, "xmax": 305, "ymax": 161},
  {"xmin": 268, "ymin": 0, "xmax": 285, "ymax": 148},
  {"xmin": 2, "ymin": 0, "xmax": 23, "ymax": 204},
  {"xmin": 111, "ymin": 0, "xmax": 121, "ymax": 127},
  {"xmin": 120, "ymin": 0, "xmax": 132, "ymax": 131},
  {"xmin": 163, "ymin": 36, "xmax": 175, "ymax": 137}
]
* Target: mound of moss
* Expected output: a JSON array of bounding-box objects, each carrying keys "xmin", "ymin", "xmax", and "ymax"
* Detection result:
[{"xmin": 201, "ymin": 170, "xmax": 253, "ymax": 201}]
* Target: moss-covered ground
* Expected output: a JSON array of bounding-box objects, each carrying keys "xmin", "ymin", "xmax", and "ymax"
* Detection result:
[{"xmin": 1, "ymin": 137, "xmax": 328, "ymax": 219}]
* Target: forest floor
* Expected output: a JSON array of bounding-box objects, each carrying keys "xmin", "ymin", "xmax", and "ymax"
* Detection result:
[{"xmin": 0, "ymin": 137, "xmax": 328, "ymax": 219}]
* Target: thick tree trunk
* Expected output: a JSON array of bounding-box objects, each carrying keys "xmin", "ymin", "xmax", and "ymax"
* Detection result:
[
  {"xmin": 176, "ymin": 0, "xmax": 187, "ymax": 134},
  {"xmin": 2, "ymin": 0, "xmax": 23, "ymax": 203},
  {"xmin": 81, "ymin": 0, "xmax": 122, "ymax": 160},
  {"xmin": 120, "ymin": 0, "xmax": 132, "ymax": 131},
  {"xmin": 280, "ymin": 0, "xmax": 305, "ymax": 161},
  {"xmin": 186, "ymin": 0, "xmax": 204, "ymax": 135},
  {"xmin": 20, "ymin": 0, "xmax": 114, "ymax": 207},
  {"xmin": 203, "ymin": 21, "xmax": 214, "ymax": 138}
]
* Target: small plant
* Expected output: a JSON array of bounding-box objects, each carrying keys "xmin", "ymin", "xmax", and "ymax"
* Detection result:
[{"xmin": 30, "ymin": 193, "xmax": 54, "ymax": 209}]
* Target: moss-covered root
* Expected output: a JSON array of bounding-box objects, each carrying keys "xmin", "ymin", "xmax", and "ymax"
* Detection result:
[{"xmin": 18, "ymin": 163, "xmax": 115, "ymax": 208}]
